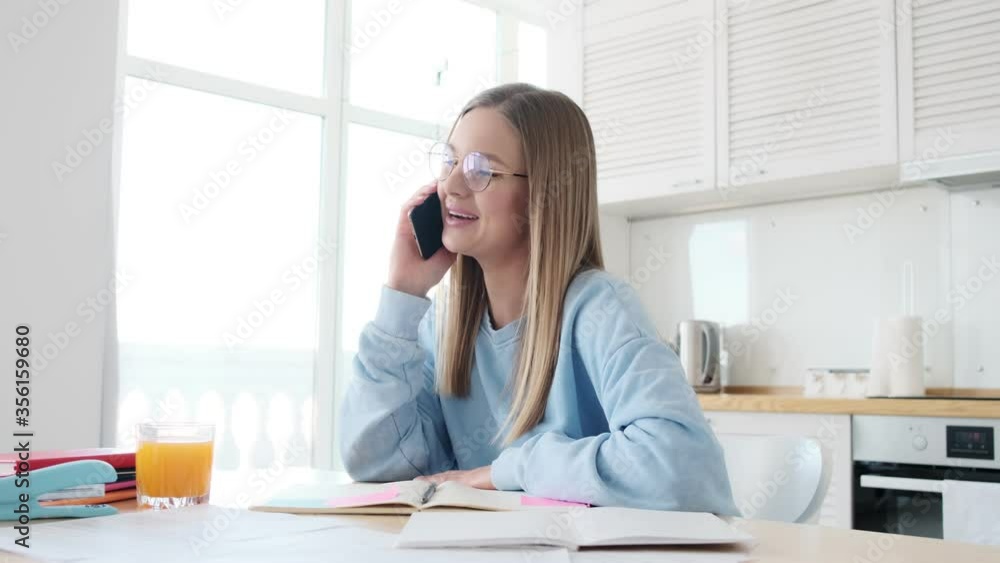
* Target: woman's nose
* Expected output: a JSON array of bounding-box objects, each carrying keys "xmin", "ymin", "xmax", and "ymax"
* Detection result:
[{"xmin": 442, "ymin": 165, "xmax": 470, "ymax": 196}]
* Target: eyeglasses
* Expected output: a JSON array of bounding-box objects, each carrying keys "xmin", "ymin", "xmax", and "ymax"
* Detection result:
[{"xmin": 428, "ymin": 141, "xmax": 527, "ymax": 192}]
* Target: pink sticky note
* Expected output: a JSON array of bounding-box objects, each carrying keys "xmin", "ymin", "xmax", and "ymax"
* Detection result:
[
  {"xmin": 520, "ymin": 495, "xmax": 590, "ymax": 508},
  {"xmin": 327, "ymin": 484, "xmax": 400, "ymax": 508}
]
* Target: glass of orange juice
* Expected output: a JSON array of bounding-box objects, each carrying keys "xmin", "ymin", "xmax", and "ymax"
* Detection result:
[{"xmin": 136, "ymin": 422, "xmax": 215, "ymax": 509}]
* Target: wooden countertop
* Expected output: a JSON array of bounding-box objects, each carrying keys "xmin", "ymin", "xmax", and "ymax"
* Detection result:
[
  {"xmin": 698, "ymin": 393, "xmax": 1000, "ymax": 418},
  {"xmin": 9, "ymin": 498, "xmax": 998, "ymax": 563},
  {"xmin": 697, "ymin": 386, "xmax": 1000, "ymax": 418}
]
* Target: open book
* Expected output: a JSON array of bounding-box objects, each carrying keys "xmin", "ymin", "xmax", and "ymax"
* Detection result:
[
  {"xmin": 249, "ymin": 479, "xmax": 589, "ymax": 515},
  {"xmin": 396, "ymin": 508, "xmax": 755, "ymax": 549}
]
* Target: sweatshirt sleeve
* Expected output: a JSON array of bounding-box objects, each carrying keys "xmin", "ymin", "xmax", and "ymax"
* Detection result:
[
  {"xmin": 337, "ymin": 285, "xmax": 456, "ymax": 482},
  {"xmin": 489, "ymin": 277, "xmax": 739, "ymax": 516}
]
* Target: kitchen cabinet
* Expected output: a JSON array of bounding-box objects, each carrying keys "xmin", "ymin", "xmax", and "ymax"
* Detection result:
[
  {"xmin": 716, "ymin": 0, "xmax": 898, "ymax": 192},
  {"xmin": 704, "ymin": 411, "xmax": 853, "ymax": 529},
  {"xmin": 575, "ymin": 0, "xmax": 999, "ymax": 215},
  {"xmin": 581, "ymin": 0, "xmax": 717, "ymax": 211},
  {"xmin": 578, "ymin": 0, "xmax": 940, "ymax": 217},
  {"xmin": 896, "ymin": 0, "xmax": 1000, "ymax": 176}
]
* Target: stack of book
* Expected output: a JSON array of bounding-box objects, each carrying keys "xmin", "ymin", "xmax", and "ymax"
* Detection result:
[{"xmin": 0, "ymin": 448, "xmax": 137, "ymax": 505}]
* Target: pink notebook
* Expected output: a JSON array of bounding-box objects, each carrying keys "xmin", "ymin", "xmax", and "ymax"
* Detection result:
[{"xmin": 0, "ymin": 447, "xmax": 135, "ymax": 474}]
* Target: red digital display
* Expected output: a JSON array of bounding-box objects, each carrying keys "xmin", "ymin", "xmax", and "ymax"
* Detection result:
[{"xmin": 947, "ymin": 426, "xmax": 995, "ymax": 460}]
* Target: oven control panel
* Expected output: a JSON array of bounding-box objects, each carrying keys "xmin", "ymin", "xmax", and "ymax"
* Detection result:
[
  {"xmin": 853, "ymin": 415, "xmax": 1000, "ymax": 469},
  {"xmin": 947, "ymin": 426, "xmax": 995, "ymax": 460}
]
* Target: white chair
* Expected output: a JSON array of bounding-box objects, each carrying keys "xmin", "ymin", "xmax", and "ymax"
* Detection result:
[{"xmin": 716, "ymin": 434, "xmax": 829, "ymax": 523}]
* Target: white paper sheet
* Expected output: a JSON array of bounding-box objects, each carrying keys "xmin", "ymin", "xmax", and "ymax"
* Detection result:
[
  {"xmin": 0, "ymin": 505, "xmax": 572, "ymax": 563},
  {"xmin": 572, "ymin": 508, "xmax": 755, "ymax": 546},
  {"xmin": 571, "ymin": 548, "xmax": 753, "ymax": 563},
  {"xmin": 398, "ymin": 510, "xmax": 581, "ymax": 548},
  {"xmin": 205, "ymin": 528, "xmax": 573, "ymax": 563},
  {"xmin": 397, "ymin": 508, "xmax": 755, "ymax": 549}
]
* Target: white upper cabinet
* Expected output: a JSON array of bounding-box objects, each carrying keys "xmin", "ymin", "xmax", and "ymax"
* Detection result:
[
  {"xmin": 576, "ymin": 0, "xmax": 997, "ymax": 216},
  {"xmin": 718, "ymin": 0, "xmax": 898, "ymax": 190},
  {"xmin": 582, "ymin": 0, "xmax": 717, "ymax": 209},
  {"xmin": 897, "ymin": 0, "xmax": 1000, "ymax": 165}
]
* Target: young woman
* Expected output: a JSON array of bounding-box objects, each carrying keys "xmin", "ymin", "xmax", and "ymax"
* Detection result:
[{"xmin": 338, "ymin": 83, "xmax": 737, "ymax": 514}]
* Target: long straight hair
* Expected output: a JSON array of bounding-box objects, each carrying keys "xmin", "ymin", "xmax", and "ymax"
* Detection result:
[{"xmin": 435, "ymin": 83, "xmax": 604, "ymax": 444}]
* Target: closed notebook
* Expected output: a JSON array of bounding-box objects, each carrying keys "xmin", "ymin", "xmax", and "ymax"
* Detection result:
[
  {"xmin": 250, "ymin": 480, "xmax": 589, "ymax": 515},
  {"xmin": 37, "ymin": 483, "xmax": 106, "ymax": 501},
  {"xmin": 40, "ymin": 488, "xmax": 137, "ymax": 507},
  {"xmin": 0, "ymin": 448, "xmax": 135, "ymax": 474},
  {"xmin": 396, "ymin": 507, "xmax": 756, "ymax": 549}
]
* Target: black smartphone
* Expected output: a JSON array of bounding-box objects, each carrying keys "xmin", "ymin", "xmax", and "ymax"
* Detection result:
[{"xmin": 408, "ymin": 191, "xmax": 444, "ymax": 260}]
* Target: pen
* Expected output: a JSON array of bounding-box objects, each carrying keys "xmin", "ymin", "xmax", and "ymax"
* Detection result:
[{"xmin": 420, "ymin": 481, "xmax": 438, "ymax": 505}]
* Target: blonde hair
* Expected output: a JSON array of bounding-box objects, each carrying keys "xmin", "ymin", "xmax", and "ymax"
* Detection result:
[{"xmin": 435, "ymin": 83, "xmax": 604, "ymax": 444}]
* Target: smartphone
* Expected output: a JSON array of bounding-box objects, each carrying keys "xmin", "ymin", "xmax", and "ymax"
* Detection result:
[{"xmin": 408, "ymin": 191, "xmax": 444, "ymax": 260}]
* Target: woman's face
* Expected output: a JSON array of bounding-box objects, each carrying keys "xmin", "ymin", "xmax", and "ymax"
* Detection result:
[{"xmin": 437, "ymin": 107, "xmax": 529, "ymax": 263}]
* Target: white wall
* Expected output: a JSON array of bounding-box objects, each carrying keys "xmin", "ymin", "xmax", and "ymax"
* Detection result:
[
  {"xmin": 950, "ymin": 188, "xmax": 1000, "ymax": 388},
  {"xmin": 628, "ymin": 184, "xmax": 1000, "ymax": 390},
  {"xmin": 0, "ymin": 0, "xmax": 121, "ymax": 448}
]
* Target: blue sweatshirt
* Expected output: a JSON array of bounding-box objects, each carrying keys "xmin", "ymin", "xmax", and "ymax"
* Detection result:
[{"xmin": 338, "ymin": 268, "xmax": 738, "ymax": 515}]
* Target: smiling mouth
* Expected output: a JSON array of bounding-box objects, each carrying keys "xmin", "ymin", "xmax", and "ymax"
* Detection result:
[{"xmin": 448, "ymin": 211, "xmax": 479, "ymax": 220}]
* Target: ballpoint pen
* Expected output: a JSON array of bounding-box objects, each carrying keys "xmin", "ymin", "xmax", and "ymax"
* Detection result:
[{"xmin": 419, "ymin": 481, "xmax": 438, "ymax": 505}]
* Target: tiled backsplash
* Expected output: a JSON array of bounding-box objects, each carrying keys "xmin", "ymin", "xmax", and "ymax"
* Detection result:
[{"xmin": 627, "ymin": 184, "xmax": 1000, "ymax": 389}]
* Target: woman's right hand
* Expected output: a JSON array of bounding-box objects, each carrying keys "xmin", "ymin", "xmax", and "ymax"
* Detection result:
[{"xmin": 387, "ymin": 181, "xmax": 456, "ymax": 297}]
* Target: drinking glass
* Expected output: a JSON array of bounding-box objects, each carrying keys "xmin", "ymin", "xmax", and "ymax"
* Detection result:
[{"xmin": 136, "ymin": 422, "xmax": 215, "ymax": 509}]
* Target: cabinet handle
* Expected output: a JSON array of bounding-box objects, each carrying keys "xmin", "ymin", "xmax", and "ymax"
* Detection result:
[{"xmin": 859, "ymin": 475, "xmax": 944, "ymax": 493}]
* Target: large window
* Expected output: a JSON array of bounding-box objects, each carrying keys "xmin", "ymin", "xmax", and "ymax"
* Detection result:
[
  {"xmin": 116, "ymin": 80, "xmax": 324, "ymax": 471},
  {"xmin": 115, "ymin": 0, "xmax": 549, "ymax": 472}
]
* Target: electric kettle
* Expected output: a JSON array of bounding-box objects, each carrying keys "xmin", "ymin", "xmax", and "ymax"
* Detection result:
[{"xmin": 668, "ymin": 320, "xmax": 722, "ymax": 393}]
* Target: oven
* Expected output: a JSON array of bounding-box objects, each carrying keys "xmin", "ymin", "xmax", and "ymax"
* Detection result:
[{"xmin": 852, "ymin": 414, "xmax": 1000, "ymax": 540}]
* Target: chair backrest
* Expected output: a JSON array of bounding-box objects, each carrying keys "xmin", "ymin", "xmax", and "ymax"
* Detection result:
[{"xmin": 716, "ymin": 433, "xmax": 827, "ymax": 523}]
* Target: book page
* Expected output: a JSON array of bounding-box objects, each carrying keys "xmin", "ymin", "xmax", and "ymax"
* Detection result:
[
  {"xmin": 396, "ymin": 510, "xmax": 580, "ymax": 549},
  {"xmin": 331, "ymin": 480, "xmax": 431, "ymax": 508},
  {"xmin": 422, "ymin": 481, "xmax": 527, "ymax": 511},
  {"xmin": 572, "ymin": 508, "xmax": 754, "ymax": 547},
  {"xmin": 253, "ymin": 480, "xmax": 432, "ymax": 513}
]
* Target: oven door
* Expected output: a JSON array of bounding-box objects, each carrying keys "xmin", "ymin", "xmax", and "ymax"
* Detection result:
[{"xmin": 853, "ymin": 462, "xmax": 1000, "ymax": 539}]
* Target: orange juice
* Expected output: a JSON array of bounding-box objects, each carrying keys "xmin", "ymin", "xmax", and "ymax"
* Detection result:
[{"xmin": 136, "ymin": 440, "xmax": 214, "ymax": 499}]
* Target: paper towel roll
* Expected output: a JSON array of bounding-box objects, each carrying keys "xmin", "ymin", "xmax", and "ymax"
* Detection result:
[{"xmin": 870, "ymin": 316, "xmax": 925, "ymax": 397}]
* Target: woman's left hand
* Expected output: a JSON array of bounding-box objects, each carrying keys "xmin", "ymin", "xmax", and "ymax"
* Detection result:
[{"xmin": 415, "ymin": 466, "xmax": 496, "ymax": 490}]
